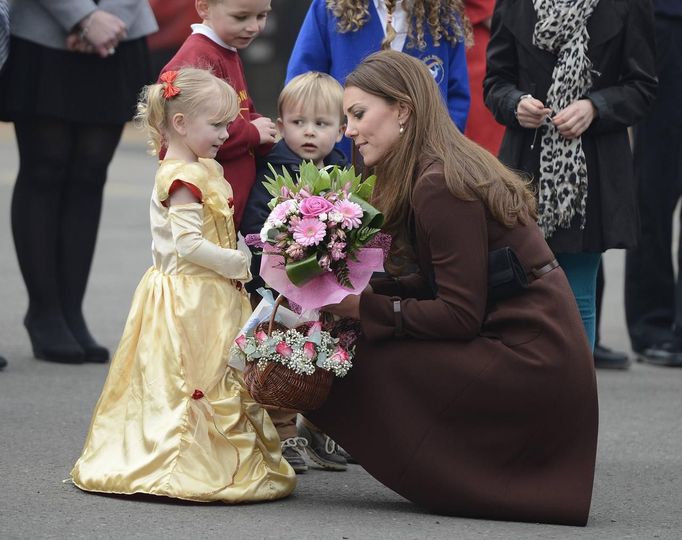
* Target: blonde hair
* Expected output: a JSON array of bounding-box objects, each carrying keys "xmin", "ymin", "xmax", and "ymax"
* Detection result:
[
  {"xmin": 134, "ymin": 67, "xmax": 240, "ymax": 155},
  {"xmin": 278, "ymin": 71, "xmax": 345, "ymax": 123},
  {"xmin": 326, "ymin": 0, "xmax": 473, "ymax": 50},
  {"xmin": 345, "ymin": 51, "xmax": 537, "ymax": 267}
]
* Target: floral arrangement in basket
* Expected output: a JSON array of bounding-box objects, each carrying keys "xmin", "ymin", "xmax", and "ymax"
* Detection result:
[
  {"xmin": 233, "ymin": 320, "xmax": 353, "ymax": 378},
  {"xmin": 255, "ymin": 162, "xmax": 387, "ymax": 310}
]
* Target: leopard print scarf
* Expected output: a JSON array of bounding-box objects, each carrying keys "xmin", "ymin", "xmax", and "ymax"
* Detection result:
[{"xmin": 532, "ymin": 0, "xmax": 600, "ymax": 238}]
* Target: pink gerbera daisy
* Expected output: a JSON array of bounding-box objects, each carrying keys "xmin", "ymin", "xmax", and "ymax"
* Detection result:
[
  {"xmin": 334, "ymin": 199, "xmax": 363, "ymax": 230},
  {"xmin": 293, "ymin": 218, "xmax": 327, "ymax": 246}
]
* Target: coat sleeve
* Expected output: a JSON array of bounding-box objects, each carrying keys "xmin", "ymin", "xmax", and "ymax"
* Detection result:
[
  {"xmin": 360, "ymin": 173, "xmax": 488, "ymax": 341},
  {"xmin": 482, "ymin": 0, "xmax": 525, "ymax": 128},
  {"xmin": 585, "ymin": 0, "xmax": 657, "ymax": 133},
  {"xmin": 447, "ymin": 40, "xmax": 471, "ymax": 132},
  {"xmin": 286, "ymin": 0, "xmax": 332, "ymax": 83},
  {"xmin": 37, "ymin": 0, "xmax": 96, "ymax": 32}
]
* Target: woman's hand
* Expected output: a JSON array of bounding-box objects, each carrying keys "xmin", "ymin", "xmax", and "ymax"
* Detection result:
[
  {"xmin": 515, "ymin": 96, "xmax": 552, "ymax": 129},
  {"xmin": 552, "ymin": 99, "xmax": 597, "ymax": 139},
  {"xmin": 322, "ymin": 293, "xmax": 361, "ymax": 319},
  {"xmin": 78, "ymin": 10, "xmax": 127, "ymax": 58}
]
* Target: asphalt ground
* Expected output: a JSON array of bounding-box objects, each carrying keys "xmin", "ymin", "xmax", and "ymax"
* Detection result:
[{"xmin": 1, "ymin": 123, "xmax": 681, "ymax": 539}]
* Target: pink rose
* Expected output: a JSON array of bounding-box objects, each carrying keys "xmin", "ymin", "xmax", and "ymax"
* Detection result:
[
  {"xmin": 299, "ymin": 196, "xmax": 335, "ymax": 218},
  {"xmin": 275, "ymin": 341, "xmax": 293, "ymax": 358},
  {"xmin": 329, "ymin": 346, "xmax": 350, "ymax": 364},
  {"xmin": 303, "ymin": 341, "xmax": 317, "ymax": 360},
  {"xmin": 255, "ymin": 330, "xmax": 268, "ymax": 343},
  {"xmin": 235, "ymin": 334, "xmax": 247, "ymax": 350}
]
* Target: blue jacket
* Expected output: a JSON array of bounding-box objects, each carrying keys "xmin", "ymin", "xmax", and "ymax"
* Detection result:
[
  {"xmin": 286, "ymin": 0, "xmax": 470, "ymax": 157},
  {"xmin": 240, "ymin": 140, "xmax": 348, "ymax": 293}
]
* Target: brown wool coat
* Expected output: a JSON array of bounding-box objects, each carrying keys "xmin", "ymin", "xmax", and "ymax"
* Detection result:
[{"xmin": 307, "ymin": 162, "xmax": 599, "ymax": 526}]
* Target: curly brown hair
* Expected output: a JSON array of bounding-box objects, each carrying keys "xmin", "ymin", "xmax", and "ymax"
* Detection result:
[{"xmin": 325, "ymin": 0, "xmax": 472, "ymax": 50}]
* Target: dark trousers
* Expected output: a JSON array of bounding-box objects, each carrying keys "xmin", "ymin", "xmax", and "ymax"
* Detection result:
[{"xmin": 625, "ymin": 16, "xmax": 682, "ymax": 351}]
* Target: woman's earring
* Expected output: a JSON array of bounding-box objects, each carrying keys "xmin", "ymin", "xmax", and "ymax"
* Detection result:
[{"xmin": 399, "ymin": 123, "xmax": 404, "ymax": 134}]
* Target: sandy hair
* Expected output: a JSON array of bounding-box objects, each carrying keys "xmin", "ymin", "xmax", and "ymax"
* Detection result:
[
  {"xmin": 345, "ymin": 50, "xmax": 536, "ymax": 267},
  {"xmin": 278, "ymin": 72, "xmax": 345, "ymax": 123},
  {"xmin": 326, "ymin": 0, "xmax": 472, "ymax": 50},
  {"xmin": 134, "ymin": 67, "xmax": 240, "ymax": 155}
]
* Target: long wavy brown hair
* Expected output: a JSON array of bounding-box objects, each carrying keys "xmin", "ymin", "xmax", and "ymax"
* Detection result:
[
  {"xmin": 345, "ymin": 50, "xmax": 537, "ymax": 267},
  {"xmin": 326, "ymin": 0, "xmax": 472, "ymax": 50}
]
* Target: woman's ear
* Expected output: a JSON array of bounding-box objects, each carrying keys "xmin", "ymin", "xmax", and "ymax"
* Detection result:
[
  {"xmin": 397, "ymin": 101, "xmax": 411, "ymax": 125},
  {"xmin": 171, "ymin": 113, "xmax": 187, "ymax": 136}
]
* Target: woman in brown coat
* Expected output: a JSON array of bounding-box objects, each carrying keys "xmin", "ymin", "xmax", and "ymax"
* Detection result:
[{"xmin": 311, "ymin": 50, "xmax": 599, "ymax": 526}]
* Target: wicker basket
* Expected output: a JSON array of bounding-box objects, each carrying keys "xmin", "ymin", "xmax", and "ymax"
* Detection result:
[{"xmin": 243, "ymin": 296, "xmax": 334, "ymax": 411}]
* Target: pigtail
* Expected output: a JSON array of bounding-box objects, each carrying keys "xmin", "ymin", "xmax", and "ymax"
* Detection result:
[
  {"xmin": 134, "ymin": 83, "xmax": 166, "ymax": 155},
  {"xmin": 327, "ymin": 0, "xmax": 370, "ymax": 33},
  {"xmin": 380, "ymin": 0, "xmax": 398, "ymax": 50}
]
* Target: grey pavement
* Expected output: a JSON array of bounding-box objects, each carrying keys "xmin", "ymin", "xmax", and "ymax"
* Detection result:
[{"xmin": 1, "ymin": 122, "xmax": 681, "ymax": 539}]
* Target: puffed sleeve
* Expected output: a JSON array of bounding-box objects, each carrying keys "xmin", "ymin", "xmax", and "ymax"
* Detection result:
[
  {"xmin": 156, "ymin": 161, "xmax": 209, "ymax": 205},
  {"xmin": 360, "ymin": 172, "xmax": 488, "ymax": 341}
]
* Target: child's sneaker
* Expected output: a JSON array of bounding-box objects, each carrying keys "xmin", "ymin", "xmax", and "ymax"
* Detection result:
[
  {"xmin": 297, "ymin": 422, "xmax": 347, "ymax": 471},
  {"xmin": 281, "ymin": 436, "xmax": 308, "ymax": 473}
]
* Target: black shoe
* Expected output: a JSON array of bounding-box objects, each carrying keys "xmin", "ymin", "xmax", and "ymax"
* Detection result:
[
  {"xmin": 25, "ymin": 314, "xmax": 85, "ymax": 364},
  {"xmin": 336, "ymin": 445, "xmax": 357, "ymax": 464},
  {"xmin": 594, "ymin": 344, "xmax": 630, "ymax": 370},
  {"xmin": 65, "ymin": 312, "xmax": 109, "ymax": 363},
  {"xmin": 281, "ymin": 437, "xmax": 308, "ymax": 473},
  {"xmin": 0, "ymin": 356, "xmax": 7, "ymax": 370},
  {"xmin": 297, "ymin": 423, "xmax": 347, "ymax": 471},
  {"xmin": 637, "ymin": 341, "xmax": 682, "ymax": 367}
]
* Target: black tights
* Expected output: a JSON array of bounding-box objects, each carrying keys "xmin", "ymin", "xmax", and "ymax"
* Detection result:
[{"xmin": 12, "ymin": 118, "xmax": 123, "ymax": 348}]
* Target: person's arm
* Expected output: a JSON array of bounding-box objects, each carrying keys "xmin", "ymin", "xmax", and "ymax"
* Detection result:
[
  {"xmin": 482, "ymin": 0, "xmax": 526, "ymax": 128},
  {"xmin": 97, "ymin": 0, "xmax": 145, "ymax": 29},
  {"xmin": 36, "ymin": 0, "xmax": 97, "ymax": 33},
  {"xmin": 360, "ymin": 174, "xmax": 488, "ymax": 341},
  {"xmin": 286, "ymin": 0, "xmax": 332, "ymax": 83},
  {"xmin": 167, "ymin": 185, "xmax": 251, "ymax": 281},
  {"xmin": 584, "ymin": 0, "xmax": 657, "ymax": 133},
  {"xmin": 447, "ymin": 39, "xmax": 471, "ymax": 132},
  {"xmin": 370, "ymin": 273, "xmax": 434, "ymax": 299}
]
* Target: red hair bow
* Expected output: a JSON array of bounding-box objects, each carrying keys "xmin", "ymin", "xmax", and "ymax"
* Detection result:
[{"xmin": 160, "ymin": 71, "xmax": 181, "ymax": 99}]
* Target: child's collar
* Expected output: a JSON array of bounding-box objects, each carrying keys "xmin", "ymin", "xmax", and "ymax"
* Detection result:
[{"xmin": 191, "ymin": 23, "xmax": 237, "ymax": 52}]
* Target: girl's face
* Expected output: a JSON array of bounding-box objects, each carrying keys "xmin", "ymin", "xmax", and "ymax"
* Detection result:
[
  {"xmin": 198, "ymin": 0, "xmax": 271, "ymax": 49},
  {"xmin": 175, "ymin": 106, "xmax": 230, "ymax": 160},
  {"xmin": 343, "ymin": 86, "xmax": 403, "ymax": 168}
]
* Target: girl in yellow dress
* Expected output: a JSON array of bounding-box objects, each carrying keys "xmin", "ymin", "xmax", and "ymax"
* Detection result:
[{"xmin": 70, "ymin": 68, "xmax": 296, "ymax": 502}]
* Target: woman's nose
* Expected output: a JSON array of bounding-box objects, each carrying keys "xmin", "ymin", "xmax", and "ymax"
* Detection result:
[{"xmin": 345, "ymin": 123, "xmax": 356, "ymax": 139}]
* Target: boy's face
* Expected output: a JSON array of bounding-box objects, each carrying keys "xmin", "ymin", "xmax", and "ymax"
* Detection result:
[
  {"xmin": 277, "ymin": 106, "xmax": 345, "ymax": 168},
  {"xmin": 196, "ymin": 0, "xmax": 271, "ymax": 49}
]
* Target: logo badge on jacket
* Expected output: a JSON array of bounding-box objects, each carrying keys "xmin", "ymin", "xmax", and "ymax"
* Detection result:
[{"xmin": 422, "ymin": 55, "xmax": 445, "ymax": 84}]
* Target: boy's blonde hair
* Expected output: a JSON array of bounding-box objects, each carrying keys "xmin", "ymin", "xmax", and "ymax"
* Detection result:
[
  {"xmin": 135, "ymin": 67, "xmax": 240, "ymax": 155},
  {"xmin": 278, "ymin": 72, "xmax": 345, "ymax": 123}
]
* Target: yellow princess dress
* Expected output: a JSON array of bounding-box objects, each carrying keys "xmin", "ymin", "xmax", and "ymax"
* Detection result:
[{"xmin": 71, "ymin": 159, "xmax": 296, "ymax": 502}]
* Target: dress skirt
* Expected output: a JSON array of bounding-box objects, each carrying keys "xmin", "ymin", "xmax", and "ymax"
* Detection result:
[{"xmin": 0, "ymin": 36, "xmax": 152, "ymax": 124}]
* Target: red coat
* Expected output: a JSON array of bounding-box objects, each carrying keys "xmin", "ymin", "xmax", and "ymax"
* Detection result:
[
  {"xmin": 464, "ymin": 0, "xmax": 505, "ymax": 155},
  {"xmin": 162, "ymin": 34, "xmax": 271, "ymax": 229}
]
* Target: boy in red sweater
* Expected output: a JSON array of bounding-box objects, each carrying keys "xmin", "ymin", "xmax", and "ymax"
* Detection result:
[{"xmin": 161, "ymin": 0, "xmax": 277, "ymax": 230}]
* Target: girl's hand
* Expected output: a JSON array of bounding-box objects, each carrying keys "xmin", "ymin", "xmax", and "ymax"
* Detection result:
[
  {"xmin": 322, "ymin": 294, "xmax": 361, "ymax": 319},
  {"xmin": 552, "ymin": 99, "xmax": 597, "ymax": 139},
  {"xmin": 79, "ymin": 10, "xmax": 127, "ymax": 58},
  {"xmin": 516, "ymin": 96, "xmax": 552, "ymax": 129}
]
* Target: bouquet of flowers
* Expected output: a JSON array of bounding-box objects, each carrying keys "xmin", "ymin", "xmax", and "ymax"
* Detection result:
[{"xmin": 256, "ymin": 162, "xmax": 387, "ymax": 310}]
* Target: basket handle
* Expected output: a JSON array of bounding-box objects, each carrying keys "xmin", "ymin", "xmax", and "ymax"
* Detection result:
[{"xmin": 266, "ymin": 295, "xmax": 286, "ymax": 335}]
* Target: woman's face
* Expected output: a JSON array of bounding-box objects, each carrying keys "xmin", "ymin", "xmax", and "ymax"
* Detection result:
[{"xmin": 343, "ymin": 86, "xmax": 403, "ymax": 168}]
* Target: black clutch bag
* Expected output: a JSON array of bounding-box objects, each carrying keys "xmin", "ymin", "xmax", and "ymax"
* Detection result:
[{"xmin": 487, "ymin": 247, "xmax": 528, "ymax": 303}]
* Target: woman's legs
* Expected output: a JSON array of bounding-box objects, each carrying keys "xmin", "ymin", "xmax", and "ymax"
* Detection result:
[
  {"xmin": 12, "ymin": 119, "xmax": 83, "ymax": 363},
  {"xmin": 59, "ymin": 123, "xmax": 123, "ymax": 362},
  {"xmin": 556, "ymin": 252, "xmax": 602, "ymax": 351}
]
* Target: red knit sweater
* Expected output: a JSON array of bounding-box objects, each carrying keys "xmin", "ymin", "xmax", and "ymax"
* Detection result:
[{"xmin": 162, "ymin": 34, "xmax": 271, "ymax": 229}]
